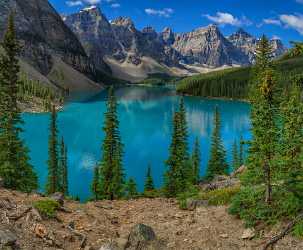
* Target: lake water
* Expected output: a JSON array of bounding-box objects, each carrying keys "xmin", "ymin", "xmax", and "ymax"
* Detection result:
[{"xmin": 22, "ymin": 86, "xmax": 251, "ymax": 200}]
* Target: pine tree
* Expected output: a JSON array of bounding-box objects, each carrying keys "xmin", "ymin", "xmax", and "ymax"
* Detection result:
[
  {"xmin": 144, "ymin": 164, "xmax": 155, "ymax": 192},
  {"xmin": 46, "ymin": 105, "xmax": 59, "ymax": 195},
  {"xmin": 164, "ymin": 97, "xmax": 191, "ymax": 197},
  {"xmin": 125, "ymin": 178, "xmax": 138, "ymax": 199},
  {"xmin": 91, "ymin": 166, "xmax": 99, "ymax": 201},
  {"xmin": 98, "ymin": 87, "xmax": 124, "ymax": 200},
  {"xmin": 206, "ymin": 106, "xmax": 228, "ymax": 180},
  {"xmin": 191, "ymin": 138, "xmax": 201, "ymax": 184},
  {"xmin": 0, "ymin": 13, "xmax": 37, "ymax": 192},
  {"xmin": 232, "ymin": 140, "xmax": 240, "ymax": 171},
  {"xmin": 244, "ymin": 36, "xmax": 277, "ymax": 204},
  {"xmin": 60, "ymin": 138, "xmax": 68, "ymax": 196},
  {"xmin": 279, "ymin": 78, "xmax": 303, "ymax": 199},
  {"xmin": 239, "ymin": 135, "xmax": 244, "ymax": 166}
]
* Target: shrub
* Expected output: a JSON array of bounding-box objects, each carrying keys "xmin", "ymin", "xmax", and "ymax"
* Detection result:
[
  {"xmin": 200, "ymin": 186, "xmax": 240, "ymax": 206},
  {"xmin": 33, "ymin": 199, "xmax": 60, "ymax": 218},
  {"xmin": 176, "ymin": 185, "xmax": 200, "ymax": 210}
]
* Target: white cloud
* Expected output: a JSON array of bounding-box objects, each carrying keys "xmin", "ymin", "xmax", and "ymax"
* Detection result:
[
  {"xmin": 280, "ymin": 14, "xmax": 303, "ymax": 35},
  {"xmin": 84, "ymin": 0, "xmax": 101, "ymax": 4},
  {"xmin": 272, "ymin": 35, "xmax": 281, "ymax": 40},
  {"xmin": 111, "ymin": 3, "xmax": 120, "ymax": 8},
  {"xmin": 66, "ymin": 0, "xmax": 83, "ymax": 7},
  {"xmin": 203, "ymin": 12, "xmax": 251, "ymax": 26},
  {"xmin": 145, "ymin": 8, "xmax": 174, "ymax": 18},
  {"xmin": 263, "ymin": 18, "xmax": 281, "ymax": 26}
]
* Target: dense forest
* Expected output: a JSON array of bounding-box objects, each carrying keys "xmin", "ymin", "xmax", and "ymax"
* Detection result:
[{"xmin": 176, "ymin": 46, "xmax": 303, "ymax": 99}]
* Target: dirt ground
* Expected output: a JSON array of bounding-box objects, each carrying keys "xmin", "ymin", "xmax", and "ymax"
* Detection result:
[{"xmin": 0, "ymin": 188, "xmax": 302, "ymax": 250}]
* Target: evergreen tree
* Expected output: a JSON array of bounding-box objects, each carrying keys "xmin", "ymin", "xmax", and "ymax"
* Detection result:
[
  {"xmin": 144, "ymin": 164, "xmax": 155, "ymax": 192},
  {"xmin": 232, "ymin": 140, "xmax": 240, "ymax": 171},
  {"xmin": 0, "ymin": 14, "xmax": 37, "ymax": 192},
  {"xmin": 91, "ymin": 166, "xmax": 99, "ymax": 201},
  {"xmin": 191, "ymin": 138, "xmax": 201, "ymax": 184},
  {"xmin": 164, "ymin": 98, "xmax": 190, "ymax": 197},
  {"xmin": 125, "ymin": 178, "xmax": 138, "ymax": 199},
  {"xmin": 60, "ymin": 138, "xmax": 68, "ymax": 196},
  {"xmin": 206, "ymin": 106, "xmax": 228, "ymax": 180},
  {"xmin": 279, "ymin": 78, "xmax": 303, "ymax": 199},
  {"xmin": 239, "ymin": 135, "xmax": 244, "ymax": 166},
  {"xmin": 46, "ymin": 105, "xmax": 59, "ymax": 194},
  {"xmin": 98, "ymin": 87, "xmax": 125, "ymax": 200},
  {"xmin": 255, "ymin": 35, "xmax": 273, "ymax": 75}
]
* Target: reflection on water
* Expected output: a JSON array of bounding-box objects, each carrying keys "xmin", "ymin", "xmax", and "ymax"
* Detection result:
[{"xmin": 22, "ymin": 86, "xmax": 251, "ymax": 200}]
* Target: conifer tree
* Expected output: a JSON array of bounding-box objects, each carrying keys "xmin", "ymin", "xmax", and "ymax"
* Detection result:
[
  {"xmin": 279, "ymin": 78, "xmax": 303, "ymax": 199},
  {"xmin": 244, "ymin": 39, "xmax": 278, "ymax": 204},
  {"xmin": 125, "ymin": 178, "xmax": 138, "ymax": 199},
  {"xmin": 98, "ymin": 87, "xmax": 124, "ymax": 200},
  {"xmin": 206, "ymin": 106, "xmax": 228, "ymax": 180},
  {"xmin": 60, "ymin": 138, "xmax": 68, "ymax": 196},
  {"xmin": 191, "ymin": 138, "xmax": 201, "ymax": 184},
  {"xmin": 144, "ymin": 164, "xmax": 155, "ymax": 192},
  {"xmin": 239, "ymin": 135, "xmax": 244, "ymax": 166},
  {"xmin": 232, "ymin": 140, "xmax": 240, "ymax": 171},
  {"xmin": 91, "ymin": 166, "xmax": 99, "ymax": 201},
  {"xmin": 0, "ymin": 14, "xmax": 37, "ymax": 192},
  {"xmin": 46, "ymin": 105, "xmax": 59, "ymax": 194}
]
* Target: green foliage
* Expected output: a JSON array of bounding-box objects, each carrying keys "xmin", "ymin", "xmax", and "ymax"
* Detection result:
[
  {"xmin": 125, "ymin": 178, "xmax": 138, "ymax": 199},
  {"xmin": 164, "ymin": 97, "xmax": 192, "ymax": 197},
  {"xmin": 0, "ymin": 13, "xmax": 37, "ymax": 192},
  {"xmin": 144, "ymin": 165, "xmax": 155, "ymax": 193},
  {"xmin": 176, "ymin": 185, "xmax": 200, "ymax": 210},
  {"xmin": 33, "ymin": 199, "xmax": 60, "ymax": 219},
  {"xmin": 96, "ymin": 87, "xmax": 125, "ymax": 200},
  {"xmin": 139, "ymin": 73, "xmax": 182, "ymax": 86},
  {"xmin": 59, "ymin": 138, "xmax": 68, "ymax": 196},
  {"xmin": 200, "ymin": 186, "xmax": 240, "ymax": 206},
  {"xmin": 293, "ymin": 221, "xmax": 303, "ymax": 238},
  {"xmin": 191, "ymin": 138, "xmax": 201, "ymax": 184},
  {"xmin": 206, "ymin": 106, "xmax": 228, "ymax": 180},
  {"xmin": 91, "ymin": 166, "xmax": 100, "ymax": 200},
  {"xmin": 46, "ymin": 105, "xmax": 59, "ymax": 195},
  {"xmin": 232, "ymin": 140, "xmax": 241, "ymax": 171}
]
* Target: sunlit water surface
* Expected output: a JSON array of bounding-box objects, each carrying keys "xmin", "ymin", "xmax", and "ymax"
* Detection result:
[{"xmin": 22, "ymin": 86, "xmax": 251, "ymax": 200}]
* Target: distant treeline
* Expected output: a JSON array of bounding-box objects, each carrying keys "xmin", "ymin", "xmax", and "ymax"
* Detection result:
[{"xmin": 176, "ymin": 56, "xmax": 303, "ymax": 99}]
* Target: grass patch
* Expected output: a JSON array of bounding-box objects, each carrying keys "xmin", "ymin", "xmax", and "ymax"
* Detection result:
[
  {"xmin": 33, "ymin": 199, "xmax": 60, "ymax": 219},
  {"xmin": 200, "ymin": 186, "xmax": 240, "ymax": 206}
]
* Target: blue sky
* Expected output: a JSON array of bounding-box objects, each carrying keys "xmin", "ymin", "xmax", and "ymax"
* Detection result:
[{"xmin": 50, "ymin": 0, "xmax": 303, "ymax": 46}]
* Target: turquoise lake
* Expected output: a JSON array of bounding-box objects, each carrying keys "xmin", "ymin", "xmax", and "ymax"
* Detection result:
[{"xmin": 22, "ymin": 86, "xmax": 251, "ymax": 200}]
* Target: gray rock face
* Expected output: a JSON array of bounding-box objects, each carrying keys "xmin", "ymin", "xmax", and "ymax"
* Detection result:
[
  {"xmin": 0, "ymin": 228, "xmax": 18, "ymax": 250},
  {"xmin": 0, "ymin": 0, "xmax": 99, "ymax": 85},
  {"xmin": 228, "ymin": 28, "xmax": 287, "ymax": 63},
  {"xmin": 172, "ymin": 24, "xmax": 249, "ymax": 66}
]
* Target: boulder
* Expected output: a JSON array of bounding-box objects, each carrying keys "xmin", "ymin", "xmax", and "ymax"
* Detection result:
[
  {"xmin": 241, "ymin": 228, "xmax": 255, "ymax": 240},
  {"xmin": 99, "ymin": 241, "xmax": 120, "ymax": 250},
  {"xmin": 125, "ymin": 224, "xmax": 167, "ymax": 250},
  {"xmin": 50, "ymin": 192, "xmax": 64, "ymax": 206},
  {"xmin": 0, "ymin": 228, "xmax": 18, "ymax": 250}
]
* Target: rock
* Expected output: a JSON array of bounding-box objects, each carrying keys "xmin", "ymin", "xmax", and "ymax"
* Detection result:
[
  {"xmin": 115, "ymin": 238, "xmax": 128, "ymax": 249},
  {"xmin": 219, "ymin": 234, "xmax": 229, "ymax": 239},
  {"xmin": 50, "ymin": 192, "xmax": 64, "ymax": 206},
  {"xmin": 200, "ymin": 175, "xmax": 240, "ymax": 191},
  {"xmin": 34, "ymin": 223, "xmax": 48, "ymax": 238},
  {"xmin": 241, "ymin": 228, "xmax": 255, "ymax": 240},
  {"xmin": 125, "ymin": 224, "xmax": 167, "ymax": 250},
  {"xmin": 186, "ymin": 199, "xmax": 208, "ymax": 210},
  {"xmin": 0, "ymin": 177, "xmax": 4, "ymax": 188},
  {"xmin": 231, "ymin": 165, "xmax": 246, "ymax": 177},
  {"xmin": 99, "ymin": 241, "xmax": 120, "ymax": 250},
  {"xmin": 0, "ymin": 228, "xmax": 17, "ymax": 249}
]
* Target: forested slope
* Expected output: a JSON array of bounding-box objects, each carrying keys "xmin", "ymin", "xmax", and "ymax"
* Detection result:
[{"xmin": 176, "ymin": 56, "xmax": 303, "ymax": 99}]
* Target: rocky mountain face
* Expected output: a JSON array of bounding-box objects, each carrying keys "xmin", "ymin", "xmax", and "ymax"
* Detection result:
[
  {"xmin": 228, "ymin": 28, "xmax": 287, "ymax": 63},
  {"xmin": 0, "ymin": 0, "xmax": 103, "ymax": 91},
  {"xmin": 64, "ymin": 6, "xmax": 287, "ymax": 77}
]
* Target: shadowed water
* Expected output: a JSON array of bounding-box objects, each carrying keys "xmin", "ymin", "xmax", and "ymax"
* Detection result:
[{"xmin": 22, "ymin": 86, "xmax": 251, "ymax": 200}]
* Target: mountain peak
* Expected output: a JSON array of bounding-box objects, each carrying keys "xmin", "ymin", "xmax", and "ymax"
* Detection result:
[
  {"xmin": 231, "ymin": 28, "xmax": 253, "ymax": 39},
  {"xmin": 81, "ymin": 5, "xmax": 99, "ymax": 12},
  {"xmin": 112, "ymin": 17, "xmax": 135, "ymax": 29}
]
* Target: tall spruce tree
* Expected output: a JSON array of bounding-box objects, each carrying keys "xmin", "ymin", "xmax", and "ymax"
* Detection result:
[
  {"xmin": 0, "ymin": 14, "xmax": 37, "ymax": 192},
  {"xmin": 98, "ymin": 87, "xmax": 124, "ymax": 200},
  {"xmin": 239, "ymin": 135, "xmax": 244, "ymax": 166},
  {"xmin": 244, "ymin": 36, "xmax": 278, "ymax": 204},
  {"xmin": 46, "ymin": 105, "xmax": 59, "ymax": 194},
  {"xmin": 91, "ymin": 166, "xmax": 99, "ymax": 201},
  {"xmin": 60, "ymin": 138, "xmax": 68, "ymax": 196},
  {"xmin": 279, "ymin": 78, "xmax": 303, "ymax": 199},
  {"xmin": 232, "ymin": 140, "xmax": 240, "ymax": 171},
  {"xmin": 125, "ymin": 178, "xmax": 138, "ymax": 199},
  {"xmin": 191, "ymin": 138, "xmax": 201, "ymax": 184},
  {"xmin": 164, "ymin": 98, "xmax": 190, "ymax": 197},
  {"xmin": 206, "ymin": 106, "xmax": 228, "ymax": 180},
  {"xmin": 144, "ymin": 164, "xmax": 155, "ymax": 192}
]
